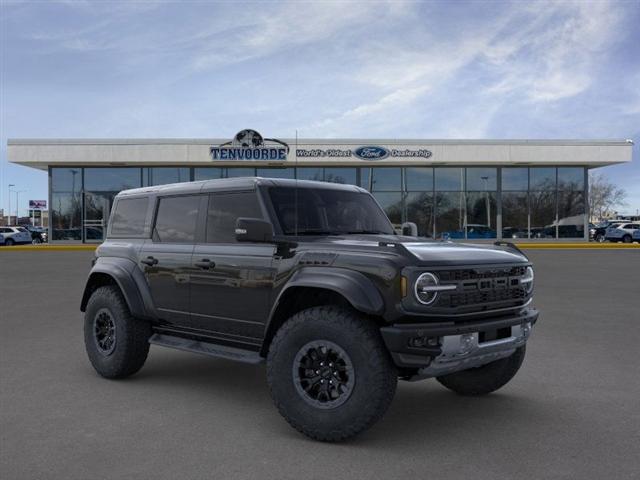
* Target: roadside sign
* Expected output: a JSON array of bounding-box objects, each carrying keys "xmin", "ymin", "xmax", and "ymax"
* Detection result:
[{"xmin": 29, "ymin": 200, "xmax": 47, "ymax": 209}]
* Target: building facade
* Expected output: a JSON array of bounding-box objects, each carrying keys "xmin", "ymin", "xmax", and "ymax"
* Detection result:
[{"xmin": 7, "ymin": 132, "xmax": 633, "ymax": 243}]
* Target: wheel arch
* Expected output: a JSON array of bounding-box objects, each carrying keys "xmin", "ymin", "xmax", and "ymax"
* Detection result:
[
  {"xmin": 260, "ymin": 268, "xmax": 385, "ymax": 356},
  {"xmin": 80, "ymin": 259, "xmax": 151, "ymax": 319}
]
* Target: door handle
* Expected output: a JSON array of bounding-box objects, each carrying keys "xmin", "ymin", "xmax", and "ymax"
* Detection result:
[
  {"xmin": 141, "ymin": 256, "xmax": 158, "ymax": 266},
  {"xmin": 194, "ymin": 258, "xmax": 215, "ymax": 269}
]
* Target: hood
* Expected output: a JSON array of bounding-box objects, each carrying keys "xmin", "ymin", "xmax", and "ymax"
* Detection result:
[{"xmin": 298, "ymin": 235, "xmax": 529, "ymax": 266}]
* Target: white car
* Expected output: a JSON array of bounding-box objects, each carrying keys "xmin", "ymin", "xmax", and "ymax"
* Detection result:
[
  {"xmin": 605, "ymin": 222, "xmax": 640, "ymax": 243},
  {"xmin": 0, "ymin": 226, "xmax": 32, "ymax": 246}
]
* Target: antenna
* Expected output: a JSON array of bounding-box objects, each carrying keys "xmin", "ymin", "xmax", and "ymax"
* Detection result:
[{"xmin": 294, "ymin": 129, "xmax": 298, "ymax": 237}]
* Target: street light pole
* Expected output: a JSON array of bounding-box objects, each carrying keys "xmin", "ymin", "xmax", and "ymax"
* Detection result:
[
  {"xmin": 15, "ymin": 190, "xmax": 26, "ymax": 225},
  {"xmin": 8, "ymin": 184, "xmax": 15, "ymax": 225}
]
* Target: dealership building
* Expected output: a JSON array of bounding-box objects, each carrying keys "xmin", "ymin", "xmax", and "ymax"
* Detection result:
[{"xmin": 7, "ymin": 132, "xmax": 633, "ymax": 243}]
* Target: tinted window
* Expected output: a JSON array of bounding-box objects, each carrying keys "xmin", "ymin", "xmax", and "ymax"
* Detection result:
[
  {"xmin": 501, "ymin": 168, "xmax": 528, "ymax": 190},
  {"xmin": 85, "ymin": 168, "xmax": 141, "ymax": 191},
  {"xmin": 110, "ymin": 197, "xmax": 149, "ymax": 236},
  {"xmin": 206, "ymin": 192, "xmax": 263, "ymax": 243},
  {"xmin": 268, "ymin": 187, "xmax": 394, "ymax": 235},
  {"xmin": 154, "ymin": 195, "xmax": 200, "ymax": 243},
  {"xmin": 435, "ymin": 168, "xmax": 463, "ymax": 191}
]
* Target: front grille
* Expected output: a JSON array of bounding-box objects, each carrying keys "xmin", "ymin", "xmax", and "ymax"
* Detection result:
[{"xmin": 432, "ymin": 266, "xmax": 529, "ymax": 311}]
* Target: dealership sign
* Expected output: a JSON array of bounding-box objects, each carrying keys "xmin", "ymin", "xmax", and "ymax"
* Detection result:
[
  {"xmin": 296, "ymin": 146, "xmax": 432, "ymax": 160},
  {"xmin": 29, "ymin": 200, "xmax": 47, "ymax": 209},
  {"xmin": 211, "ymin": 129, "xmax": 289, "ymax": 160}
]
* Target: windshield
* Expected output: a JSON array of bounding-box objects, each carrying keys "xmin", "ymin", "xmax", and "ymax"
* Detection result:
[{"xmin": 268, "ymin": 186, "xmax": 395, "ymax": 236}]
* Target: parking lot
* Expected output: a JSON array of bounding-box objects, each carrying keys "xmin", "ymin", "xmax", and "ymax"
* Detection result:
[{"xmin": 1, "ymin": 249, "xmax": 638, "ymax": 479}]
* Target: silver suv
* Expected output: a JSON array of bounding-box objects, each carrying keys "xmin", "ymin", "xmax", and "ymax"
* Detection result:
[{"xmin": 0, "ymin": 227, "xmax": 32, "ymax": 246}]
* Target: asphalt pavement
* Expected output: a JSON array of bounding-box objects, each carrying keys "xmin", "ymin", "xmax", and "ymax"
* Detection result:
[{"xmin": 1, "ymin": 249, "xmax": 639, "ymax": 479}]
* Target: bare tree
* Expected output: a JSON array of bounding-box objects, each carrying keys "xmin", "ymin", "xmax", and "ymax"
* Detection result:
[{"xmin": 589, "ymin": 172, "xmax": 627, "ymax": 221}]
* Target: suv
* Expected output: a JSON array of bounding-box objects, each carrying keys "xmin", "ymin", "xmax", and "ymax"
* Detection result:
[
  {"xmin": 81, "ymin": 178, "xmax": 538, "ymax": 441},
  {"xmin": 591, "ymin": 220, "xmax": 625, "ymax": 242},
  {"xmin": 605, "ymin": 222, "xmax": 640, "ymax": 243},
  {"xmin": 0, "ymin": 226, "xmax": 32, "ymax": 246},
  {"xmin": 21, "ymin": 225, "xmax": 48, "ymax": 244}
]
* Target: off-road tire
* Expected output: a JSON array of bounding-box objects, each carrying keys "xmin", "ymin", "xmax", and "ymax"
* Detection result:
[
  {"xmin": 267, "ymin": 306, "xmax": 397, "ymax": 442},
  {"xmin": 84, "ymin": 285, "xmax": 151, "ymax": 379},
  {"xmin": 436, "ymin": 346, "xmax": 526, "ymax": 396}
]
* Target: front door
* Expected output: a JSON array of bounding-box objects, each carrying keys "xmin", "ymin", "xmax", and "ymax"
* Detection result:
[
  {"xmin": 189, "ymin": 191, "xmax": 276, "ymax": 344},
  {"xmin": 83, "ymin": 192, "xmax": 112, "ymax": 242},
  {"xmin": 139, "ymin": 194, "xmax": 204, "ymax": 324}
]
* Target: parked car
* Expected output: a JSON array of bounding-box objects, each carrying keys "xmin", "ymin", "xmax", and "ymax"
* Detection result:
[
  {"xmin": 441, "ymin": 224, "xmax": 497, "ymax": 239},
  {"xmin": 0, "ymin": 226, "xmax": 33, "ymax": 246},
  {"xmin": 81, "ymin": 177, "xmax": 538, "ymax": 442},
  {"xmin": 591, "ymin": 220, "xmax": 626, "ymax": 242},
  {"xmin": 21, "ymin": 225, "xmax": 48, "ymax": 244},
  {"xmin": 605, "ymin": 222, "xmax": 640, "ymax": 243}
]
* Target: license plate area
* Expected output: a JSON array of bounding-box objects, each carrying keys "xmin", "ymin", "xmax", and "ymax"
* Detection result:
[{"xmin": 479, "ymin": 327, "xmax": 512, "ymax": 343}]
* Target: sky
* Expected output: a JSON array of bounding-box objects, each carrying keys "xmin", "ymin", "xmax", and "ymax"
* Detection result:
[{"xmin": 1, "ymin": 0, "xmax": 639, "ymax": 217}]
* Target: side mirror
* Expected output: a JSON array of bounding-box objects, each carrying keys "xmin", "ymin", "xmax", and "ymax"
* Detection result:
[{"xmin": 235, "ymin": 217, "xmax": 274, "ymax": 243}]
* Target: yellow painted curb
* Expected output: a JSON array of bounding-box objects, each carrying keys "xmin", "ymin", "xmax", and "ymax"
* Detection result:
[
  {"xmin": 0, "ymin": 245, "xmax": 98, "ymax": 251},
  {"xmin": 517, "ymin": 243, "xmax": 640, "ymax": 249}
]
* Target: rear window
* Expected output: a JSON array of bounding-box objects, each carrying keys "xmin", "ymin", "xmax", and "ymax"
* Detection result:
[
  {"xmin": 110, "ymin": 197, "xmax": 149, "ymax": 237},
  {"xmin": 153, "ymin": 195, "xmax": 200, "ymax": 243}
]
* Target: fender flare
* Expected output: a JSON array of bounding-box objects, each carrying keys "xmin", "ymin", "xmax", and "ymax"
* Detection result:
[
  {"xmin": 263, "ymin": 267, "xmax": 385, "ymax": 345},
  {"xmin": 80, "ymin": 257, "xmax": 154, "ymax": 319}
]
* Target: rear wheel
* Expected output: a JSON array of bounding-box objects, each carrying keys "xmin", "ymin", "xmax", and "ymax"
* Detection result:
[
  {"xmin": 84, "ymin": 285, "xmax": 151, "ymax": 379},
  {"xmin": 436, "ymin": 346, "xmax": 526, "ymax": 396},
  {"xmin": 622, "ymin": 234, "xmax": 632, "ymax": 243},
  {"xmin": 5, "ymin": 238, "xmax": 14, "ymax": 246},
  {"xmin": 267, "ymin": 306, "xmax": 397, "ymax": 442}
]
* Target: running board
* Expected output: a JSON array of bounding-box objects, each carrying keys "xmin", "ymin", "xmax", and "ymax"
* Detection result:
[{"xmin": 149, "ymin": 333, "xmax": 264, "ymax": 364}]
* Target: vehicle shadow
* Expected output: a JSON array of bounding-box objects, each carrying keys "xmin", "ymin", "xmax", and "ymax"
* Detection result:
[{"xmin": 130, "ymin": 348, "xmax": 553, "ymax": 447}]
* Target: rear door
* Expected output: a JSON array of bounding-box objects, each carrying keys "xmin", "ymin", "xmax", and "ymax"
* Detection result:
[
  {"xmin": 189, "ymin": 190, "xmax": 276, "ymax": 344},
  {"xmin": 139, "ymin": 194, "xmax": 205, "ymax": 324}
]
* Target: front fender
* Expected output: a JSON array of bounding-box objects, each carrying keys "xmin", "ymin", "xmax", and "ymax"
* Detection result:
[
  {"xmin": 274, "ymin": 267, "xmax": 385, "ymax": 317},
  {"xmin": 80, "ymin": 257, "xmax": 154, "ymax": 319}
]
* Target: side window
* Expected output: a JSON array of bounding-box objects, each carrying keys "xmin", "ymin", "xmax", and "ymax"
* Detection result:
[
  {"xmin": 206, "ymin": 192, "xmax": 263, "ymax": 243},
  {"xmin": 110, "ymin": 197, "xmax": 149, "ymax": 237},
  {"xmin": 154, "ymin": 195, "xmax": 201, "ymax": 243}
]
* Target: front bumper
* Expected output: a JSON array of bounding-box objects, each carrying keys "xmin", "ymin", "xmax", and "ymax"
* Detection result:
[{"xmin": 380, "ymin": 307, "xmax": 538, "ymax": 378}]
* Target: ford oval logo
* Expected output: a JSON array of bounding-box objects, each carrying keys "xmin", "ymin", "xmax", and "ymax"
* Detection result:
[{"xmin": 354, "ymin": 145, "xmax": 389, "ymax": 160}]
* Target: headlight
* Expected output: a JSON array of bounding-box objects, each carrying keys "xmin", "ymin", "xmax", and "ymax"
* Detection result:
[
  {"xmin": 414, "ymin": 272, "xmax": 456, "ymax": 305},
  {"xmin": 521, "ymin": 266, "xmax": 534, "ymax": 294}
]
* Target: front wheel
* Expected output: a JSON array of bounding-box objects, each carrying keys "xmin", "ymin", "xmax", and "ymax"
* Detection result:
[
  {"xmin": 595, "ymin": 233, "xmax": 605, "ymax": 243},
  {"xmin": 436, "ymin": 346, "xmax": 526, "ymax": 396},
  {"xmin": 267, "ymin": 306, "xmax": 397, "ymax": 442},
  {"xmin": 84, "ymin": 286, "xmax": 151, "ymax": 379},
  {"xmin": 622, "ymin": 234, "xmax": 632, "ymax": 243},
  {"xmin": 32, "ymin": 237, "xmax": 42, "ymax": 244}
]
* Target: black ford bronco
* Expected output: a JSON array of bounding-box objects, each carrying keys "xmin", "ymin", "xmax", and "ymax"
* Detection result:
[{"xmin": 81, "ymin": 177, "xmax": 538, "ymax": 441}]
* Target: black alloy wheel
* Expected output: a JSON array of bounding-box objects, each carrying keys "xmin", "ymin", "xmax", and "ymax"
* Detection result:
[
  {"xmin": 293, "ymin": 340, "xmax": 355, "ymax": 409},
  {"xmin": 93, "ymin": 308, "xmax": 117, "ymax": 356}
]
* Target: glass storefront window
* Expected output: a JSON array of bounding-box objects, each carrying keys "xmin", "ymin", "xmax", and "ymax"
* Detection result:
[
  {"xmin": 324, "ymin": 168, "xmax": 356, "ymax": 185},
  {"xmin": 372, "ymin": 192, "xmax": 402, "ymax": 228},
  {"xmin": 502, "ymin": 168, "xmax": 528, "ymax": 191},
  {"xmin": 226, "ymin": 168, "xmax": 256, "ymax": 178},
  {"xmin": 256, "ymin": 168, "xmax": 295, "ymax": 179},
  {"xmin": 194, "ymin": 168, "xmax": 223, "ymax": 181},
  {"xmin": 530, "ymin": 168, "xmax": 556, "ymax": 191},
  {"xmin": 435, "ymin": 168, "xmax": 464, "ymax": 191},
  {"xmin": 435, "ymin": 192, "xmax": 465, "ymax": 239},
  {"xmin": 466, "ymin": 168, "xmax": 497, "ymax": 191},
  {"xmin": 51, "ymin": 192, "xmax": 82, "ymax": 240},
  {"xmin": 405, "ymin": 192, "xmax": 434, "ymax": 237},
  {"xmin": 84, "ymin": 168, "xmax": 141, "ymax": 192},
  {"xmin": 530, "ymin": 190, "xmax": 556, "ymax": 238},
  {"xmin": 405, "ymin": 168, "xmax": 433, "ymax": 191},
  {"xmin": 557, "ymin": 190, "xmax": 585, "ymax": 238},
  {"xmin": 51, "ymin": 168, "xmax": 83, "ymax": 193},
  {"xmin": 558, "ymin": 167, "xmax": 584, "ymax": 190},
  {"xmin": 369, "ymin": 168, "xmax": 402, "ymax": 191},
  {"xmin": 502, "ymin": 192, "xmax": 528, "ymax": 239},
  {"xmin": 144, "ymin": 167, "xmax": 190, "ymax": 186},
  {"xmin": 296, "ymin": 167, "xmax": 324, "ymax": 181},
  {"xmin": 466, "ymin": 192, "xmax": 497, "ymax": 238}
]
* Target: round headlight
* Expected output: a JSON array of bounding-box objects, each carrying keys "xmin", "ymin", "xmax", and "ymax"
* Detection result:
[
  {"xmin": 414, "ymin": 272, "xmax": 441, "ymax": 305},
  {"xmin": 522, "ymin": 266, "xmax": 534, "ymax": 294}
]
